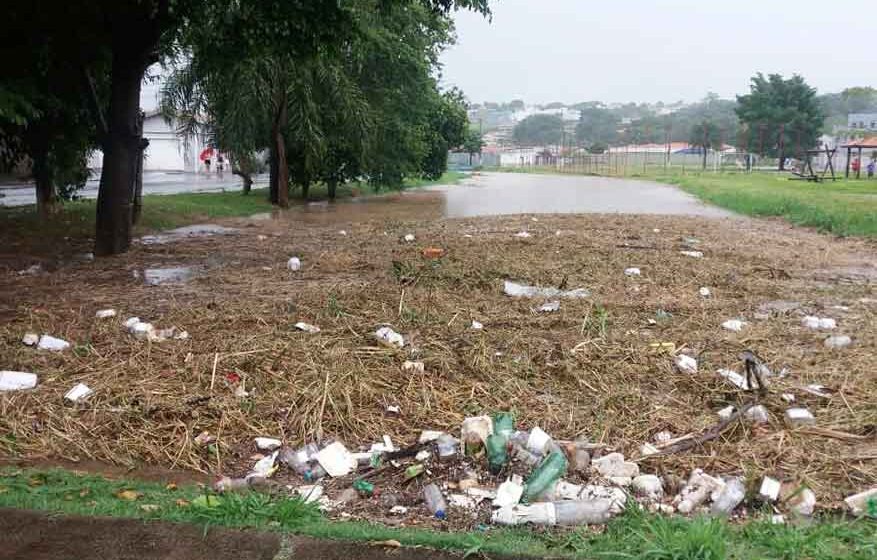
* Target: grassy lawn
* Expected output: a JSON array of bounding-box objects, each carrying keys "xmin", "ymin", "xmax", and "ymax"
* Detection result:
[
  {"xmin": 1, "ymin": 468, "xmax": 875, "ymax": 559},
  {"xmin": 656, "ymin": 172, "xmax": 877, "ymax": 238},
  {"xmin": 0, "ymin": 171, "xmax": 464, "ymax": 239}
]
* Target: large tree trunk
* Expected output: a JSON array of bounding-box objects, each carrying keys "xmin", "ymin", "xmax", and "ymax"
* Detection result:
[
  {"xmin": 702, "ymin": 147, "xmax": 708, "ymax": 170},
  {"xmin": 269, "ymin": 141, "xmax": 279, "ymax": 203},
  {"xmin": 301, "ymin": 179, "xmax": 310, "ymax": 201},
  {"xmin": 327, "ymin": 178, "xmax": 337, "ymax": 200},
  {"xmin": 94, "ymin": 50, "xmax": 147, "ymax": 256},
  {"xmin": 131, "ymin": 113, "xmax": 147, "ymax": 225},
  {"xmin": 275, "ymin": 128, "xmax": 289, "ymax": 208},
  {"xmin": 233, "ymin": 168, "xmax": 253, "ymax": 194},
  {"xmin": 30, "ymin": 133, "xmax": 57, "ymax": 220}
]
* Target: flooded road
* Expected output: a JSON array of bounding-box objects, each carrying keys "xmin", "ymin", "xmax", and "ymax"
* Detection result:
[{"xmin": 429, "ymin": 172, "xmax": 733, "ymax": 218}]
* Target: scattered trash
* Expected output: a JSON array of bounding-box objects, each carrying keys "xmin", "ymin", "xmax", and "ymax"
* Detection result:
[
  {"xmin": 436, "ymin": 433, "xmax": 459, "ymax": 462},
  {"xmin": 824, "ymin": 335, "xmax": 852, "ymax": 349},
  {"xmin": 389, "ymin": 505, "xmax": 408, "ymax": 515},
  {"xmin": 403, "ymin": 234, "xmax": 415, "ymax": 243},
  {"xmin": 802, "ymin": 316, "xmax": 836, "ymax": 330},
  {"xmin": 386, "ymin": 405, "xmax": 401, "ymax": 414},
  {"xmin": 131, "ymin": 322, "xmax": 156, "ymax": 340},
  {"xmin": 781, "ymin": 393, "xmax": 795, "ymax": 403},
  {"xmin": 744, "ymin": 405, "xmax": 769, "ymax": 424},
  {"xmin": 415, "ymin": 449, "xmax": 431, "ymax": 462},
  {"xmin": 294, "ymin": 485, "xmax": 324, "ymax": 504},
  {"xmin": 675, "ymin": 354, "xmax": 698, "ymax": 374},
  {"xmin": 624, "ymin": 267, "xmax": 641, "ymax": 277},
  {"xmin": 462, "ymin": 416, "xmax": 493, "ymax": 455},
  {"xmin": 375, "ymin": 326, "xmax": 405, "ymax": 348},
  {"xmin": 37, "ymin": 334, "xmax": 70, "ymax": 351},
  {"xmin": 710, "ymin": 477, "xmax": 745, "ymax": 515},
  {"xmin": 699, "ymin": 287, "xmax": 711, "ymax": 297},
  {"xmin": 287, "ymin": 257, "xmax": 302, "ymax": 271},
  {"xmin": 95, "ymin": 309, "xmax": 117, "ymax": 319},
  {"xmin": 718, "ymin": 368, "xmax": 750, "ymax": 390},
  {"xmin": 770, "ymin": 514, "xmax": 786, "ymax": 525},
  {"xmin": 194, "ymin": 431, "xmax": 214, "ymax": 446},
  {"xmin": 717, "ymin": 406, "xmax": 736, "ymax": 420},
  {"xmin": 523, "ymin": 451, "xmax": 568, "ymax": 501},
  {"xmin": 423, "ymin": 483, "xmax": 448, "ymax": 519},
  {"xmin": 470, "ymin": 320, "xmax": 484, "ymax": 330},
  {"xmin": 402, "ymin": 360, "xmax": 424, "ymax": 373},
  {"xmin": 632, "ymin": 475, "xmax": 663, "ymax": 501},
  {"xmin": 249, "ymin": 450, "xmax": 280, "ymax": 479},
  {"xmin": 503, "ymin": 280, "xmax": 589, "ymax": 299},
  {"xmin": 803, "ymin": 384, "xmax": 832, "ymax": 398},
  {"xmin": 0, "ymin": 371, "xmax": 38, "ymax": 391},
  {"xmin": 140, "ymin": 225, "xmax": 238, "ymax": 245},
  {"xmin": 143, "ymin": 266, "xmax": 198, "ymax": 286},
  {"xmin": 721, "ymin": 319, "xmax": 746, "ymax": 332},
  {"xmin": 676, "ymin": 469, "xmax": 724, "ymax": 514},
  {"xmin": 449, "ymin": 493, "xmax": 478, "ymax": 510},
  {"xmin": 255, "ymin": 437, "xmax": 282, "ymax": 451},
  {"xmin": 786, "ymin": 487, "xmax": 817, "ymax": 517},
  {"xmin": 493, "ymin": 477, "xmax": 525, "ymax": 508},
  {"xmin": 493, "ymin": 499, "xmax": 614, "ymax": 526},
  {"xmin": 294, "ymin": 322, "xmax": 321, "ymax": 334},
  {"xmin": 536, "ymin": 301, "xmax": 560, "ymax": 313},
  {"xmin": 844, "ymin": 488, "xmax": 877, "ymax": 517},
  {"xmin": 784, "ymin": 408, "xmax": 815, "ymax": 427},
  {"xmin": 422, "ymin": 247, "xmax": 445, "ymax": 259},
  {"xmin": 339, "ymin": 230, "xmax": 348, "ymax": 236},
  {"xmin": 257, "ymin": 235, "xmax": 267, "ymax": 241},
  {"xmin": 21, "ymin": 333, "xmax": 39, "ymax": 346},
  {"xmin": 592, "ymin": 453, "xmax": 639, "ymax": 479},
  {"xmin": 759, "ymin": 477, "xmax": 781, "ymax": 502},
  {"xmin": 680, "ymin": 250, "xmax": 704, "ymax": 258},
  {"xmin": 315, "ymin": 442, "xmax": 357, "ymax": 477},
  {"xmin": 526, "ymin": 426, "xmax": 552, "ymax": 455},
  {"xmin": 514, "ymin": 231, "xmax": 532, "ymax": 238},
  {"xmin": 64, "ymin": 383, "xmax": 93, "ymax": 403}
]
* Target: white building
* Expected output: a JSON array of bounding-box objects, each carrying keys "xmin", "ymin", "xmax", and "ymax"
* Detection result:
[{"xmin": 848, "ymin": 113, "xmax": 877, "ymax": 131}]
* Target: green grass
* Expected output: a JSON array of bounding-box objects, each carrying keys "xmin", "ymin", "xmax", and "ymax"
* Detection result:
[
  {"xmin": 657, "ymin": 172, "xmax": 877, "ymax": 237},
  {"xmin": 2, "ymin": 468, "xmax": 875, "ymax": 559},
  {"xmin": 0, "ymin": 171, "xmax": 464, "ymax": 239}
]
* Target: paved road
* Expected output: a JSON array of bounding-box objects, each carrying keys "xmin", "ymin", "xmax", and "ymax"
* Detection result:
[
  {"xmin": 0, "ymin": 172, "xmax": 267, "ymax": 207},
  {"xmin": 0, "ymin": 508, "xmax": 494, "ymax": 560}
]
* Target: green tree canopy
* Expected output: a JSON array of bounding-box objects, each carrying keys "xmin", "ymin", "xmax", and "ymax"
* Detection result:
[{"xmin": 512, "ymin": 114, "xmax": 563, "ymax": 146}]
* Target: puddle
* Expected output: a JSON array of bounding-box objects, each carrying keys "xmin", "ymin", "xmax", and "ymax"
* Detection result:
[
  {"xmin": 140, "ymin": 224, "xmax": 239, "ymax": 245},
  {"xmin": 427, "ymin": 172, "xmax": 734, "ymax": 218},
  {"xmin": 142, "ymin": 266, "xmax": 199, "ymax": 286}
]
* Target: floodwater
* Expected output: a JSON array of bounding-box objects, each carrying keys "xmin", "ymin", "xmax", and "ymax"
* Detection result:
[
  {"xmin": 140, "ymin": 224, "xmax": 239, "ymax": 245},
  {"xmin": 429, "ymin": 172, "xmax": 732, "ymax": 218},
  {"xmin": 142, "ymin": 266, "xmax": 199, "ymax": 286}
]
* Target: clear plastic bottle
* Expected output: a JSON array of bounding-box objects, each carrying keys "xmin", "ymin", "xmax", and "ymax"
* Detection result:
[
  {"xmin": 554, "ymin": 499, "xmax": 614, "ymax": 525},
  {"xmin": 523, "ymin": 451, "xmax": 568, "ymax": 501},
  {"xmin": 511, "ymin": 441, "xmax": 542, "ymax": 467},
  {"xmin": 435, "ymin": 433, "xmax": 458, "ymax": 462},
  {"xmin": 303, "ymin": 463, "xmax": 327, "ymax": 482},
  {"xmin": 710, "ymin": 477, "xmax": 746, "ymax": 515},
  {"xmin": 423, "ymin": 483, "xmax": 448, "ymax": 519}
]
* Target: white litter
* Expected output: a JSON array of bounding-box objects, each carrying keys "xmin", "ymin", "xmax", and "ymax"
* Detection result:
[
  {"xmin": 717, "ymin": 406, "xmax": 736, "ymax": 420},
  {"xmin": 64, "ymin": 383, "xmax": 93, "ymax": 403},
  {"xmin": 844, "ymin": 488, "xmax": 877, "ymax": 516},
  {"xmin": 680, "ymin": 250, "xmax": 704, "ymax": 258},
  {"xmin": 36, "ymin": 335, "xmax": 70, "ymax": 351},
  {"xmin": 721, "ymin": 319, "xmax": 746, "ymax": 332},
  {"xmin": 699, "ymin": 287, "xmax": 711, "ymax": 297},
  {"xmin": 21, "ymin": 333, "xmax": 39, "ymax": 346},
  {"xmin": 802, "ymin": 316, "xmax": 836, "ymax": 330},
  {"xmin": 781, "ymin": 393, "xmax": 795, "ymax": 403},
  {"xmin": 462, "ymin": 416, "xmax": 494, "ymax": 448},
  {"xmin": 536, "ymin": 301, "xmax": 561, "ymax": 313},
  {"xmin": 711, "ymin": 477, "xmax": 746, "ymax": 515},
  {"xmin": 514, "ymin": 231, "xmax": 532, "ymax": 238},
  {"xmin": 784, "ymin": 408, "xmax": 815, "ymax": 426},
  {"xmin": 249, "ymin": 450, "xmax": 280, "ymax": 479},
  {"xmin": 788, "ymin": 488, "xmax": 817, "ymax": 517},
  {"xmin": 470, "ymin": 320, "xmax": 484, "ymax": 330},
  {"xmin": 824, "ymin": 335, "xmax": 852, "ymax": 349},
  {"xmin": 675, "ymin": 354, "xmax": 698, "ymax": 374},
  {"xmin": 449, "ymin": 494, "xmax": 478, "ymax": 510},
  {"xmin": 503, "ymin": 280, "xmax": 589, "ymax": 299},
  {"xmin": 315, "ymin": 442, "xmax": 357, "ymax": 477},
  {"xmin": 526, "ymin": 426, "xmax": 552, "ymax": 455},
  {"xmin": 632, "ymin": 475, "xmax": 664, "ymax": 501},
  {"xmin": 581, "ymin": 485, "xmax": 628, "ymax": 514},
  {"xmin": 770, "ymin": 514, "xmax": 786, "ymax": 525},
  {"xmin": 131, "ymin": 322, "xmax": 155, "ymax": 340},
  {"xmin": 415, "ymin": 450, "xmax": 431, "ymax": 462},
  {"xmin": 718, "ymin": 368, "xmax": 750, "ymax": 390},
  {"xmin": 0, "ymin": 371, "xmax": 38, "ymax": 391},
  {"xmin": 803, "ymin": 384, "xmax": 831, "ymax": 398},
  {"xmin": 287, "ymin": 257, "xmax": 302, "ymax": 271},
  {"xmin": 295, "ymin": 485, "xmax": 324, "ymax": 504},
  {"xmin": 403, "ymin": 234, "xmax": 415, "ymax": 242},
  {"xmin": 386, "ymin": 405, "xmax": 401, "ymax": 414},
  {"xmin": 759, "ymin": 476, "xmax": 781, "ymax": 502},
  {"xmin": 390, "ymin": 505, "xmax": 408, "ymax": 515},
  {"xmin": 254, "ymin": 437, "xmax": 282, "ymax": 451},
  {"xmin": 676, "ymin": 469, "xmax": 724, "ymax": 514},
  {"xmin": 95, "ymin": 309, "xmax": 117, "ymax": 319},
  {"xmin": 257, "ymin": 235, "xmax": 267, "ymax": 241},
  {"xmin": 18, "ymin": 264, "xmax": 43, "ymax": 276},
  {"xmin": 174, "ymin": 331, "xmax": 189, "ymax": 340},
  {"xmin": 744, "ymin": 405, "xmax": 769, "ymax": 424},
  {"xmin": 124, "ymin": 317, "xmax": 141, "ymax": 330},
  {"xmin": 624, "ymin": 268, "xmax": 641, "ymax": 277},
  {"xmin": 402, "ymin": 360, "xmax": 424, "ymax": 373},
  {"xmin": 375, "ymin": 326, "xmax": 405, "ymax": 348},
  {"xmin": 592, "ymin": 453, "xmax": 639, "ymax": 479},
  {"xmin": 339, "ymin": 230, "xmax": 348, "ymax": 236},
  {"xmin": 294, "ymin": 322, "xmax": 321, "ymax": 334}
]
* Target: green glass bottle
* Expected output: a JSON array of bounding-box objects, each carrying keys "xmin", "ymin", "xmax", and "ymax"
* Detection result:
[{"xmin": 523, "ymin": 451, "xmax": 568, "ymax": 501}]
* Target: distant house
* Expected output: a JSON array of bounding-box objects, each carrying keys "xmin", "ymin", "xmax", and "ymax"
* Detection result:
[
  {"xmin": 847, "ymin": 113, "xmax": 877, "ymax": 131},
  {"xmin": 88, "ymin": 110, "xmax": 208, "ymax": 172}
]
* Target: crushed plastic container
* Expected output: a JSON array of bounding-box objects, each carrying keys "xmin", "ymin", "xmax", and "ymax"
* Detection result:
[
  {"xmin": 95, "ymin": 309, "xmax": 117, "ymax": 319},
  {"xmin": 0, "ymin": 371, "xmax": 38, "ymax": 391},
  {"xmin": 675, "ymin": 354, "xmax": 698, "ymax": 374},
  {"xmin": 375, "ymin": 326, "xmax": 405, "ymax": 348},
  {"xmin": 294, "ymin": 322, "xmax": 321, "ymax": 334},
  {"xmin": 493, "ymin": 477, "xmax": 524, "ymax": 508},
  {"xmin": 721, "ymin": 319, "xmax": 747, "ymax": 332},
  {"xmin": 254, "ymin": 437, "xmax": 282, "ymax": 451},
  {"xmin": 824, "ymin": 335, "xmax": 852, "ymax": 349},
  {"xmin": 461, "ymin": 416, "xmax": 493, "ymax": 455},
  {"xmin": 315, "ymin": 442, "xmax": 357, "ymax": 477},
  {"xmin": 524, "ymin": 451, "xmax": 568, "ymax": 501},
  {"xmin": 37, "ymin": 334, "xmax": 71, "ymax": 351},
  {"xmin": 423, "ymin": 483, "xmax": 447, "ymax": 519},
  {"xmin": 624, "ymin": 267, "xmax": 641, "ymax": 276},
  {"xmin": 536, "ymin": 301, "xmax": 561, "ymax": 313},
  {"xmin": 21, "ymin": 333, "xmax": 39, "ymax": 346},
  {"xmin": 710, "ymin": 477, "xmax": 745, "ymax": 515},
  {"xmin": 435, "ymin": 433, "xmax": 459, "ymax": 462},
  {"xmin": 526, "ymin": 426, "xmax": 552, "ymax": 455},
  {"xmin": 64, "ymin": 383, "xmax": 93, "ymax": 403}
]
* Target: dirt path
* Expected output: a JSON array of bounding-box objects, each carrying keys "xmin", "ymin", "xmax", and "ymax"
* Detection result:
[{"xmin": 0, "ymin": 508, "xmax": 478, "ymax": 560}]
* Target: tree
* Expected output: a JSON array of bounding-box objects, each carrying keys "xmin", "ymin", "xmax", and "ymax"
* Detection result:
[
  {"xmin": 689, "ymin": 120, "xmax": 723, "ymax": 170},
  {"xmin": 512, "ymin": 114, "xmax": 563, "ymax": 146},
  {"xmin": 736, "ymin": 73, "xmax": 824, "ymax": 170},
  {"xmin": 463, "ymin": 129, "xmax": 484, "ymax": 165},
  {"xmin": 421, "ymin": 89, "xmax": 468, "ymax": 179},
  {"xmin": 575, "ymin": 105, "xmax": 619, "ymax": 148}
]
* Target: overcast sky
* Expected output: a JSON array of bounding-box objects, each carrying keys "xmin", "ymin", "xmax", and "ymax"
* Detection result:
[{"xmin": 440, "ymin": 0, "xmax": 875, "ymax": 105}]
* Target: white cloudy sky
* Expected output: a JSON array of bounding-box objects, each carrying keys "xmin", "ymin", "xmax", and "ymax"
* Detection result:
[{"xmin": 440, "ymin": 0, "xmax": 876, "ymax": 104}]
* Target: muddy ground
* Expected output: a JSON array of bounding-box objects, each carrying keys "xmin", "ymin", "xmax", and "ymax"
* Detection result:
[{"xmin": 1, "ymin": 187, "xmax": 875, "ymax": 524}]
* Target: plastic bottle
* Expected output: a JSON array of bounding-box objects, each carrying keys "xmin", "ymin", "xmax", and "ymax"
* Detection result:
[
  {"xmin": 538, "ymin": 480, "xmax": 584, "ymax": 501},
  {"xmin": 486, "ymin": 434, "xmax": 509, "ymax": 474},
  {"xmin": 423, "ymin": 483, "xmax": 448, "ymax": 520},
  {"xmin": 710, "ymin": 477, "xmax": 745, "ymax": 515},
  {"xmin": 303, "ymin": 463, "xmax": 327, "ymax": 482},
  {"xmin": 493, "ymin": 412, "xmax": 515, "ymax": 437},
  {"xmin": 405, "ymin": 464, "xmax": 425, "ymax": 480},
  {"xmin": 511, "ymin": 441, "xmax": 542, "ymax": 467},
  {"xmin": 523, "ymin": 451, "xmax": 568, "ymax": 501},
  {"xmin": 435, "ymin": 433, "xmax": 458, "ymax": 462},
  {"xmin": 554, "ymin": 499, "xmax": 614, "ymax": 525}
]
